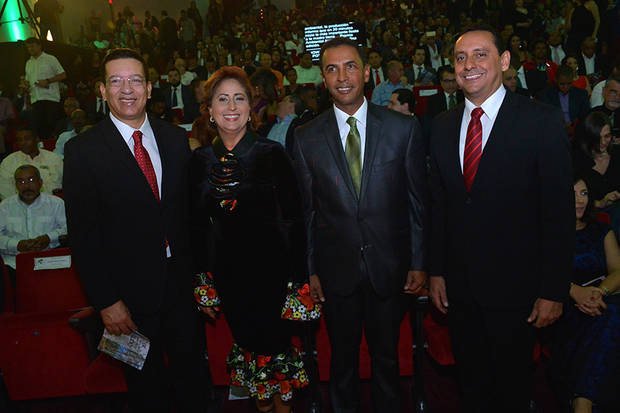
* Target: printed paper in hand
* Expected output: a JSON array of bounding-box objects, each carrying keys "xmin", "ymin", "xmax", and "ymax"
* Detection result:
[{"xmin": 98, "ymin": 329, "xmax": 150, "ymax": 370}]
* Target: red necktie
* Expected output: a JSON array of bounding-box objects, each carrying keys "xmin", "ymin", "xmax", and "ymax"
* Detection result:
[
  {"xmin": 375, "ymin": 69, "xmax": 381, "ymax": 86},
  {"xmin": 463, "ymin": 108, "xmax": 484, "ymax": 192},
  {"xmin": 132, "ymin": 130, "xmax": 160, "ymax": 202}
]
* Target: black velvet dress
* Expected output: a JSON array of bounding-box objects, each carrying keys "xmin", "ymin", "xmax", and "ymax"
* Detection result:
[{"xmin": 191, "ymin": 131, "xmax": 306, "ymax": 355}]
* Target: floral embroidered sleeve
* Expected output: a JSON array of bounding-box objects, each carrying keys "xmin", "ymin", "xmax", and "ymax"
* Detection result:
[
  {"xmin": 193, "ymin": 272, "xmax": 221, "ymax": 308},
  {"xmin": 281, "ymin": 281, "xmax": 321, "ymax": 321}
]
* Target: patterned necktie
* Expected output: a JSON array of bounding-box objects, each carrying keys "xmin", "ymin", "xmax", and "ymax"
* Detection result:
[
  {"xmin": 171, "ymin": 86, "xmax": 178, "ymax": 107},
  {"xmin": 375, "ymin": 69, "xmax": 381, "ymax": 86},
  {"xmin": 448, "ymin": 94, "xmax": 456, "ymax": 110},
  {"xmin": 345, "ymin": 117, "xmax": 362, "ymax": 196},
  {"xmin": 132, "ymin": 130, "xmax": 160, "ymax": 202},
  {"xmin": 417, "ymin": 66, "xmax": 422, "ymax": 81},
  {"xmin": 463, "ymin": 108, "xmax": 484, "ymax": 192}
]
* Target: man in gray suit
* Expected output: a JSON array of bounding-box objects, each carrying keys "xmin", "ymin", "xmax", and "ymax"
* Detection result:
[{"xmin": 293, "ymin": 37, "xmax": 428, "ymax": 412}]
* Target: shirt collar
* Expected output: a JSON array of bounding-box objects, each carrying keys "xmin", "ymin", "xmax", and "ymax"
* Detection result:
[
  {"xmin": 333, "ymin": 97, "xmax": 368, "ymax": 131},
  {"xmin": 109, "ymin": 112, "xmax": 152, "ymax": 145},
  {"xmin": 464, "ymin": 84, "xmax": 506, "ymax": 122},
  {"xmin": 18, "ymin": 192, "xmax": 43, "ymax": 208},
  {"xmin": 582, "ymin": 53, "xmax": 595, "ymax": 61}
]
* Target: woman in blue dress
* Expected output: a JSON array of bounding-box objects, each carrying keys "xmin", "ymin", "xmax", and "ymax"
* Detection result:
[{"xmin": 552, "ymin": 177, "xmax": 620, "ymax": 412}]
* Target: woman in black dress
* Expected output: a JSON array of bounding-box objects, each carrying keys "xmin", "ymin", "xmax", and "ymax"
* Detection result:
[{"xmin": 190, "ymin": 66, "xmax": 308, "ymax": 413}]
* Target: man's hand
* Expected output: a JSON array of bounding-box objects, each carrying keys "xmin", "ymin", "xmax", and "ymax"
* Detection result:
[
  {"xmin": 36, "ymin": 79, "xmax": 49, "ymax": 89},
  {"xmin": 404, "ymin": 270, "xmax": 427, "ymax": 295},
  {"xmin": 100, "ymin": 300, "xmax": 137, "ymax": 336},
  {"xmin": 309, "ymin": 274, "xmax": 325, "ymax": 303},
  {"xmin": 527, "ymin": 298, "xmax": 563, "ymax": 328},
  {"xmin": 31, "ymin": 235, "xmax": 51, "ymax": 251},
  {"xmin": 17, "ymin": 239, "xmax": 36, "ymax": 252},
  {"xmin": 429, "ymin": 276, "xmax": 449, "ymax": 314}
]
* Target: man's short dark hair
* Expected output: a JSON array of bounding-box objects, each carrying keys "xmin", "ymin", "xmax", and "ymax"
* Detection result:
[
  {"xmin": 319, "ymin": 37, "xmax": 365, "ymax": 69},
  {"xmin": 168, "ymin": 67, "xmax": 180, "ymax": 75},
  {"xmin": 101, "ymin": 48, "xmax": 148, "ymax": 80},
  {"xmin": 25, "ymin": 37, "xmax": 41, "ymax": 46},
  {"xmin": 459, "ymin": 26, "xmax": 504, "ymax": 55},
  {"xmin": 288, "ymin": 93, "xmax": 304, "ymax": 116},
  {"xmin": 16, "ymin": 125, "xmax": 38, "ymax": 137},
  {"xmin": 557, "ymin": 65, "xmax": 574, "ymax": 80},
  {"xmin": 438, "ymin": 65, "xmax": 455, "ymax": 81},
  {"xmin": 393, "ymin": 88, "xmax": 415, "ymax": 113},
  {"xmin": 14, "ymin": 165, "xmax": 41, "ymax": 180}
]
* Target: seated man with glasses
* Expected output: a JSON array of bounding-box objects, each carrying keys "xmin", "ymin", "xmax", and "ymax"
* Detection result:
[{"xmin": 0, "ymin": 164, "xmax": 67, "ymax": 293}]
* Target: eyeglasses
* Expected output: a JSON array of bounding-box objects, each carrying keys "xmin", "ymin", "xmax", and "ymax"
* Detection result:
[
  {"xmin": 106, "ymin": 76, "xmax": 146, "ymax": 88},
  {"xmin": 15, "ymin": 177, "xmax": 38, "ymax": 185}
]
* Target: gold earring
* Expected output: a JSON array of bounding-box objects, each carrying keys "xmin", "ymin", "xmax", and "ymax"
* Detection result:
[
  {"xmin": 247, "ymin": 116, "xmax": 251, "ymax": 123},
  {"xmin": 210, "ymin": 116, "xmax": 214, "ymax": 123}
]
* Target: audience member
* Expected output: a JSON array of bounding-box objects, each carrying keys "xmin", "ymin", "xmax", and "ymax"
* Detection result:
[
  {"xmin": 523, "ymin": 39, "xmax": 558, "ymax": 97},
  {"xmin": 589, "ymin": 75, "xmax": 619, "ymax": 132},
  {"xmin": 0, "ymin": 165, "xmax": 67, "ymax": 282},
  {"xmin": 387, "ymin": 88, "xmax": 416, "ymax": 116},
  {"xmin": 53, "ymin": 97, "xmax": 80, "ymax": 138},
  {"xmin": 503, "ymin": 66, "xmax": 532, "ymax": 97},
  {"xmin": 565, "ymin": 0, "xmax": 596, "ymax": 54},
  {"xmin": 572, "ymin": 111, "xmax": 620, "ymax": 212},
  {"xmin": 406, "ymin": 47, "xmax": 436, "ymax": 86},
  {"xmin": 371, "ymin": 60, "xmax": 411, "ymax": 106},
  {"xmin": 548, "ymin": 31, "xmax": 566, "ymax": 66},
  {"xmin": 591, "ymin": 58, "xmax": 620, "ymax": 108},
  {"xmin": 24, "ymin": 37, "xmax": 66, "ymax": 140},
  {"xmin": 551, "ymin": 176, "xmax": 620, "ymax": 413},
  {"xmin": 364, "ymin": 50, "xmax": 386, "ymax": 97},
  {"xmin": 576, "ymin": 37, "xmax": 604, "ymax": 79},
  {"xmin": 164, "ymin": 67, "xmax": 193, "ymax": 117},
  {"xmin": 0, "ymin": 127, "xmax": 63, "ymax": 200},
  {"xmin": 85, "ymin": 79, "xmax": 109, "ymax": 123},
  {"xmin": 537, "ymin": 65, "xmax": 590, "ymax": 134},
  {"xmin": 54, "ymin": 109, "xmax": 89, "ymax": 158},
  {"xmin": 175, "ymin": 58, "xmax": 198, "ymax": 86},
  {"xmin": 563, "ymin": 55, "xmax": 592, "ymax": 94},
  {"xmin": 425, "ymin": 66, "xmax": 463, "ymax": 120},
  {"xmin": 258, "ymin": 53, "xmax": 284, "ymax": 90},
  {"xmin": 289, "ymin": 52, "xmax": 322, "ymax": 87},
  {"xmin": 266, "ymin": 93, "xmax": 302, "ymax": 147}
]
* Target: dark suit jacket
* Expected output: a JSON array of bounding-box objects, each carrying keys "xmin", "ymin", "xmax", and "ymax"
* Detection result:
[
  {"xmin": 293, "ymin": 103, "xmax": 427, "ymax": 298},
  {"xmin": 429, "ymin": 91, "xmax": 574, "ymax": 308},
  {"xmin": 576, "ymin": 53, "xmax": 604, "ymax": 77},
  {"xmin": 84, "ymin": 98, "xmax": 108, "ymax": 124},
  {"xmin": 63, "ymin": 116, "xmax": 193, "ymax": 314},
  {"xmin": 425, "ymin": 90, "xmax": 465, "ymax": 121},
  {"xmin": 536, "ymin": 86, "xmax": 590, "ymax": 123},
  {"xmin": 163, "ymin": 84, "xmax": 193, "ymax": 112}
]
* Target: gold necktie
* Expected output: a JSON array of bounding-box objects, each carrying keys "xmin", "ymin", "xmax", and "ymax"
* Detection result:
[{"xmin": 345, "ymin": 117, "xmax": 362, "ymax": 196}]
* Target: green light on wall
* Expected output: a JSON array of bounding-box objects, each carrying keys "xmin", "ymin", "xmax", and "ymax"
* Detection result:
[{"xmin": 0, "ymin": 0, "xmax": 35, "ymax": 42}]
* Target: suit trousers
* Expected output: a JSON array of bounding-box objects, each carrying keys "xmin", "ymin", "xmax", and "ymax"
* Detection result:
[
  {"xmin": 32, "ymin": 100, "xmax": 62, "ymax": 140},
  {"xmin": 448, "ymin": 300, "xmax": 536, "ymax": 413},
  {"xmin": 122, "ymin": 259, "xmax": 210, "ymax": 413},
  {"xmin": 323, "ymin": 259, "xmax": 405, "ymax": 413}
]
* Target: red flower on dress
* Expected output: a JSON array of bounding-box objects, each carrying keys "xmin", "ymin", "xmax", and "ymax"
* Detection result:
[
  {"xmin": 274, "ymin": 371, "xmax": 286, "ymax": 380},
  {"xmin": 297, "ymin": 283, "xmax": 310, "ymax": 296},
  {"xmin": 256, "ymin": 384, "xmax": 266, "ymax": 394},
  {"xmin": 280, "ymin": 380, "xmax": 291, "ymax": 394}
]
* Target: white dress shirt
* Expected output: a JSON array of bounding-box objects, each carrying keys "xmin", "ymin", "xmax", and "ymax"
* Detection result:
[
  {"xmin": 334, "ymin": 98, "xmax": 368, "ymax": 170},
  {"xmin": 549, "ymin": 45, "xmax": 566, "ymax": 66},
  {"xmin": 459, "ymin": 85, "xmax": 507, "ymax": 172},
  {"xmin": 517, "ymin": 66, "xmax": 528, "ymax": 90},
  {"xmin": 169, "ymin": 85, "xmax": 184, "ymax": 109},
  {"xmin": 96, "ymin": 97, "xmax": 107, "ymax": 114},
  {"xmin": 0, "ymin": 193, "xmax": 67, "ymax": 269},
  {"xmin": 0, "ymin": 149, "xmax": 63, "ymax": 200},
  {"xmin": 590, "ymin": 81, "xmax": 605, "ymax": 107},
  {"xmin": 371, "ymin": 67, "xmax": 385, "ymax": 87},
  {"xmin": 582, "ymin": 53, "xmax": 595, "ymax": 75},
  {"xmin": 54, "ymin": 129, "xmax": 77, "ymax": 158},
  {"xmin": 25, "ymin": 52, "xmax": 65, "ymax": 104},
  {"xmin": 292, "ymin": 65, "xmax": 322, "ymax": 86},
  {"xmin": 109, "ymin": 113, "xmax": 162, "ymax": 194}
]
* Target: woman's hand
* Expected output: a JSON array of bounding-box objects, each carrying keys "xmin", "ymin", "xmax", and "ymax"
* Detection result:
[
  {"xmin": 599, "ymin": 191, "xmax": 620, "ymax": 208},
  {"xmin": 570, "ymin": 284, "xmax": 607, "ymax": 316}
]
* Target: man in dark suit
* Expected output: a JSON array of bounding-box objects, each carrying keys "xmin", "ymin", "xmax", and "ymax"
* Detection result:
[
  {"xmin": 406, "ymin": 47, "xmax": 437, "ymax": 86},
  {"xmin": 503, "ymin": 66, "xmax": 532, "ymax": 98},
  {"xmin": 425, "ymin": 66, "xmax": 464, "ymax": 119},
  {"xmin": 163, "ymin": 68, "xmax": 196, "ymax": 123},
  {"xmin": 576, "ymin": 37, "xmax": 606, "ymax": 79},
  {"xmin": 84, "ymin": 79, "xmax": 109, "ymax": 124},
  {"xmin": 63, "ymin": 49, "xmax": 210, "ymax": 413},
  {"xmin": 429, "ymin": 28, "xmax": 574, "ymax": 413},
  {"xmin": 293, "ymin": 37, "xmax": 427, "ymax": 412},
  {"xmin": 536, "ymin": 65, "xmax": 590, "ymax": 135},
  {"xmin": 364, "ymin": 50, "xmax": 385, "ymax": 98}
]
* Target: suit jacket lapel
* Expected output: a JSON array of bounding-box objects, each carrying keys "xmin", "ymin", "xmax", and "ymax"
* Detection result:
[
  {"xmin": 323, "ymin": 110, "xmax": 358, "ymax": 200},
  {"xmin": 360, "ymin": 104, "xmax": 381, "ymax": 201},
  {"xmin": 102, "ymin": 117, "xmax": 161, "ymax": 204}
]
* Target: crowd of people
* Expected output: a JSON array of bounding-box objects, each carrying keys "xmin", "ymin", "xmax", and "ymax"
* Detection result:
[{"xmin": 0, "ymin": 0, "xmax": 619, "ymax": 412}]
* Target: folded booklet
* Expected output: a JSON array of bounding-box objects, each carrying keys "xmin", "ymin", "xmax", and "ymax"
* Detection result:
[{"xmin": 98, "ymin": 329, "xmax": 150, "ymax": 370}]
